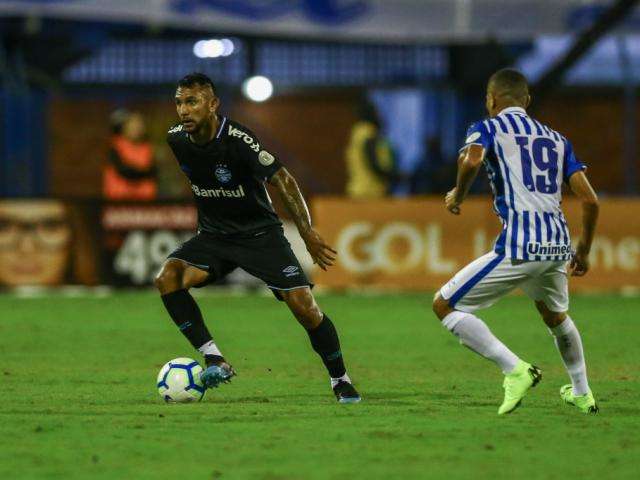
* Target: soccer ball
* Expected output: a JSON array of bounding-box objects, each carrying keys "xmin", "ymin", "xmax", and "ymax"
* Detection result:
[{"xmin": 157, "ymin": 357, "xmax": 205, "ymax": 403}]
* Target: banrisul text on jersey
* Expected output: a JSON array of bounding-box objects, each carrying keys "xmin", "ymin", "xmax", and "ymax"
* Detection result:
[{"xmin": 167, "ymin": 117, "xmax": 282, "ymax": 236}]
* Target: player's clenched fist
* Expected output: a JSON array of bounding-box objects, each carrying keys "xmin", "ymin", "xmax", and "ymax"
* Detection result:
[
  {"xmin": 570, "ymin": 245, "xmax": 590, "ymax": 276},
  {"xmin": 445, "ymin": 188, "xmax": 461, "ymax": 215}
]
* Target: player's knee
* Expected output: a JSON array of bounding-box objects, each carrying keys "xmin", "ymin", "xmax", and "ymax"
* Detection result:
[
  {"xmin": 295, "ymin": 304, "xmax": 322, "ymax": 329},
  {"xmin": 154, "ymin": 261, "xmax": 184, "ymax": 294},
  {"xmin": 535, "ymin": 301, "xmax": 566, "ymax": 327},
  {"xmin": 543, "ymin": 311, "xmax": 567, "ymax": 328},
  {"xmin": 284, "ymin": 290, "xmax": 322, "ymax": 329},
  {"xmin": 432, "ymin": 293, "xmax": 452, "ymax": 321}
]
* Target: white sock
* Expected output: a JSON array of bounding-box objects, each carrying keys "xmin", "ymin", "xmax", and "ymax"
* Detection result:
[
  {"xmin": 198, "ymin": 340, "xmax": 223, "ymax": 358},
  {"xmin": 331, "ymin": 373, "xmax": 351, "ymax": 388},
  {"xmin": 442, "ymin": 310, "xmax": 520, "ymax": 374},
  {"xmin": 550, "ymin": 317, "xmax": 590, "ymax": 396}
]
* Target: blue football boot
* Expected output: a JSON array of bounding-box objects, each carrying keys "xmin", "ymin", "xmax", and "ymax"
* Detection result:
[{"xmin": 201, "ymin": 356, "xmax": 236, "ymax": 389}]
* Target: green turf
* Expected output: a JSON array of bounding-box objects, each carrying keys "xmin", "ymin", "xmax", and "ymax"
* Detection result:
[{"xmin": 1, "ymin": 290, "xmax": 638, "ymax": 480}]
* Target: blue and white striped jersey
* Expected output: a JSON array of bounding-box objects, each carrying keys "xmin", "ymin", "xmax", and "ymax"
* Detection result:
[{"xmin": 461, "ymin": 107, "xmax": 586, "ymax": 261}]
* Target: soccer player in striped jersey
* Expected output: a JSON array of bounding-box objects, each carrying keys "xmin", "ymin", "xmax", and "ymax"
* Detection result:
[{"xmin": 432, "ymin": 68, "xmax": 599, "ymax": 415}]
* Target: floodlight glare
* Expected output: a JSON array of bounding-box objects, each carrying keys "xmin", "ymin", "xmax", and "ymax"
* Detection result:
[
  {"xmin": 193, "ymin": 39, "xmax": 233, "ymax": 58},
  {"xmin": 242, "ymin": 76, "xmax": 274, "ymax": 102},
  {"xmin": 220, "ymin": 38, "xmax": 235, "ymax": 56}
]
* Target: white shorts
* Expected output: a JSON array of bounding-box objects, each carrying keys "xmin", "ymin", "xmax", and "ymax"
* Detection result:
[{"xmin": 439, "ymin": 251, "xmax": 569, "ymax": 313}]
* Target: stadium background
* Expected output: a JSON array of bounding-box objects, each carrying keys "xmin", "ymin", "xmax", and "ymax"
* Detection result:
[
  {"xmin": 1, "ymin": 2, "xmax": 640, "ymax": 480},
  {"xmin": 0, "ymin": 0, "xmax": 640, "ymax": 289},
  {"xmin": 1, "ymin": 0, "xmax": 639, "ymax": 293}
]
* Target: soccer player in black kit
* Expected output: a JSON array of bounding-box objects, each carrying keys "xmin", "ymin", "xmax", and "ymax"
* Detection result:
[{"xmin": 155, "ymin": 73, "xmax": 361, "ymax": 403}]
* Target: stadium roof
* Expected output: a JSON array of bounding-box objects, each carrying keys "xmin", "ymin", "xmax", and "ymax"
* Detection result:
[{"xmin": 1, "ymin": 0, "xmax": 637, "ymax": 43}]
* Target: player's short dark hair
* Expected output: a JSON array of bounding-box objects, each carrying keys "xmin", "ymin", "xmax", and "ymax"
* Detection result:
[
  {"xmin": 488, "ymin": 68, "xmax": 529, "ymax": 102},
  {"xmin": 177, "ymin": 72, "xmax": 217, "ymax": 96}
]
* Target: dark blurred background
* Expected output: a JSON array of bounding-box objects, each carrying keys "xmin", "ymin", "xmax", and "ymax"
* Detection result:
[{"xmin": 2, "ymin": 0, "xmax": 639, "ymax": 199}]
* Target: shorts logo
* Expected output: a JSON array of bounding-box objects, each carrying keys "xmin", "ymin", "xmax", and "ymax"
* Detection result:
[
  {"xmin": 282, "ymin": 265, "xmax": 300, "ymax": 277},
  {"xmin": 215, "ymin": 165, "xmax": 232, "ymax": 183},
  {"xmin": 258, "ymin": 150, "xmax": 275, "ymax": 166}
]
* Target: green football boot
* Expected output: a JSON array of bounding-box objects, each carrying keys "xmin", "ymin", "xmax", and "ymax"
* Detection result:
[
  {"xmin": 559, "ymin": 385, "xmax": 599, "ymax": 414},
  {"xmin": 498, "ymin": 360, "xmax": 542, "ymax": 415}
]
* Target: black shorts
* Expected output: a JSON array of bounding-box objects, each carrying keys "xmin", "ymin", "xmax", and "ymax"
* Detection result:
[{"xmin": 167, "ymin": 226, "xmax": 312, "ymax": 300}]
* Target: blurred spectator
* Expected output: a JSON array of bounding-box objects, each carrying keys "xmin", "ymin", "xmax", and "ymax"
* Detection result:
[
  {"xmin": 345, "ymin": 100, "xmax": 398, "ymax": 198},
  {"xmin": 0, "ymin": 200, "xmax": 72, "ymax": 286},
  {"xmin": 103, "ymin": 109, "xmax": 158, "ymax": 200},
  {"xmin": 411, "ymin": 135, "xmax": 454, "ymax": 194}
]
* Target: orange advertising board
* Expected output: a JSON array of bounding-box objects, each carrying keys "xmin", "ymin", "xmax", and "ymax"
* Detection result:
[{"xmin": 313, "ymin": 197, "xmax": 640, "ymax": 291}]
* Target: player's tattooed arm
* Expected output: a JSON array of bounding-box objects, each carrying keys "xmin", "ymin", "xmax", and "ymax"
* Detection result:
[
  {"xmin": 269, "ymin": 168, "xmax": 337, "ymax": 270},
  {"xmin": 568, "ymin": 171, "xmax": 599, "ymax": 276},
  {"xmin": 445, "ymin": 144, "xmax": 485, "ymax": 215}
]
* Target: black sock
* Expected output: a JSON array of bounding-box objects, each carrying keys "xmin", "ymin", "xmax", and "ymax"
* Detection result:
[
  {"xmin": 306, "ymin": 314, "xmax": 346, "ymax": 379},
  {"xmin": 161, "ymin": 289, "xmax": 212, "ymax": 349}
]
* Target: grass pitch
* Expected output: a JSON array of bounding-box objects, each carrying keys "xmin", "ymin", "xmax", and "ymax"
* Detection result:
[{"xmin": 1, "ymin": 290, "xmax": 638, "ymax": 480}]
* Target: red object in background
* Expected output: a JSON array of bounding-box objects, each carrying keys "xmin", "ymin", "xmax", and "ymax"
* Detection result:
[{"xmin": 103, "ymin": 135, "xmax": 157, "ymax": 200}]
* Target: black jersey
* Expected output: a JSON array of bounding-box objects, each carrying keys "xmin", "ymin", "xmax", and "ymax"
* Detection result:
[{"xmin": 167, "ymin": 117, "xmax": 283, "ymax": 236}]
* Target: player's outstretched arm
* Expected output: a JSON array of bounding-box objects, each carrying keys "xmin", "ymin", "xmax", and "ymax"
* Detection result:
[
  {"xmin": 445, "ymin": 144, "xmax": 485, "ymax": 214},
  {"xmin": 568, "ymin": 171, "xmax": 599, "ymax": 276},
  {"xmin": 269, "ymin": 168, "xmax": 337, "ymax": 270}
]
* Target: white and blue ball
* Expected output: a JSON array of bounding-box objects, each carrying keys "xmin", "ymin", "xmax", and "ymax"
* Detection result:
[{"xmin": 157, "ymin": 357, "xmax": 205, "ymax": 403}]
